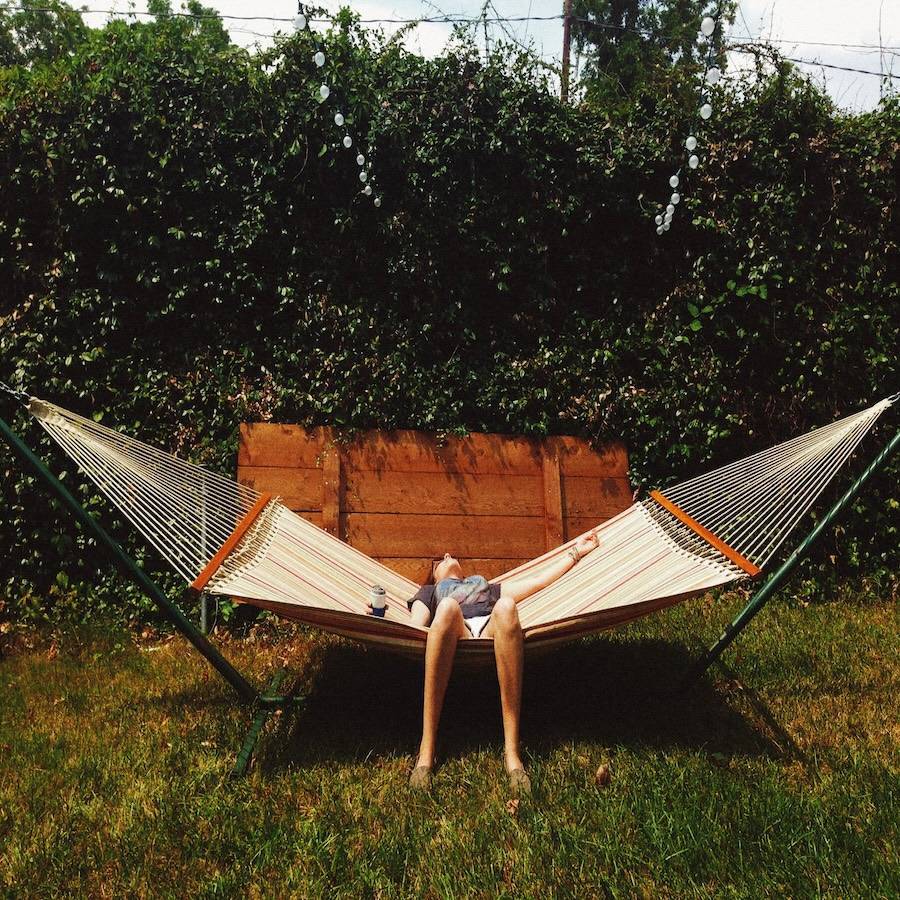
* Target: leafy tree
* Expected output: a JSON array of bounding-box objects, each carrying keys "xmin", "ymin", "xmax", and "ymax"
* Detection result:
[
  {"xmin": 0, "ymin": 13, "xmax": 895, "ymax": 625},
  {"xmin": 146, "ymin": 0, "xmax": 231, "ymax": 53},
  {"xmin": 571, "ymin": 0, "xmax": 734, "ymax": 111},
  {"xmin": 0, "ymin": 0, "xmax": 88, "ymax": 67}
]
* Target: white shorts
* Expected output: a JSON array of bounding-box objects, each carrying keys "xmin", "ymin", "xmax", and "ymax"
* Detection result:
[{"xmin": 465, "ymin": 614, "xmax": 492, "ymax": 638}]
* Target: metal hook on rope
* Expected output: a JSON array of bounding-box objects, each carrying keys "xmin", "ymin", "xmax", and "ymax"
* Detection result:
[{"xmin": 0, "ymin": 380, "xmax": 31, "ymax": 406}]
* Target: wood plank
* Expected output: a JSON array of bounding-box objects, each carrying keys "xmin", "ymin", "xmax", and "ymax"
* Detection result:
[
  {"xmin": 542, "ymin": 451, "xmax": 565, "ymax": 549},
  {"xmin": 190, "ymin": 493, "xmax": 272, "ymax": 591},
  {"xmin": 238, "ymin": 423, "xmax": 325, "ymax": 468},
  {"xmin": 555, "ymin": 438, "xmax": 629, "ymax": 478},
  {"xmin": 342, "ymin": 513, "xmax": 543, "ymax": 558},
  {"xmin": 649, "ymin": 490, "xmax": 761, "ymax": 577},
  {"xmin": 343, "ymin": 470, "xmax": 544, "ymax": 516},
  {"xmin": 240, "ymin": 425, "xmax": 627, "ymax": 477},
  {"xmin": 562, "ymin": 475, "xmax": 633, "ymax": 518},
  {"xmin": 294, "ymin": 511, "xmax": 325, "ymax": 529},
  {"xmin": 238, "ymin": 468, "xmax": 632, "ymax": 521},
  {"xmin": 237, "ymin": 466, "xmax": 323, "ymax": 510},
  {"xmin": 342, "ymin": 431, "xmax": 546, "ymax": 475},
  {"xmin": 566, "ymin": 514, "xmax": 635, "ymax": 540},
  {"xmin": 377, "ymin": 557, "xmax": 529, "ymax": 584},
  {"xmin": 322, "ymin": 443, "xmax": 342, "ymax": 537}
]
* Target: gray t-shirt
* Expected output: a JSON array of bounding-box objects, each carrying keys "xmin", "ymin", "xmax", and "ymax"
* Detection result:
[{"xmin": 407, "ymin": 575, "xmax": 502, "ymax": 622}]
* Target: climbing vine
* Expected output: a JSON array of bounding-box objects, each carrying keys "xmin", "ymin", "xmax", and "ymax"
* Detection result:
[{"xmin": 0, "ymin": 9, "xmax": 896, "ymax": 624}]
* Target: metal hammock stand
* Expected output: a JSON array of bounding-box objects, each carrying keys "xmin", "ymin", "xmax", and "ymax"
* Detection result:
[{"xmin": 1, "ymin": 385, "xmax": 896, "ymax": 776}]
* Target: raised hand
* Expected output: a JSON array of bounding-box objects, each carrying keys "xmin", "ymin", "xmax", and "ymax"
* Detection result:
[{"xmin": 574, "ymin": 530, "xmax": 600, "ymax": 560}]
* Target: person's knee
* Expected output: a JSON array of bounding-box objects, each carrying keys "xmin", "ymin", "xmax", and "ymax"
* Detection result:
[
  {"xmin": 432, "ymin": 598, "xmax": 463, "ymax": 630},
  {"xmin": 492, "ymin": 597, "xmax": 520, "ymax": 633}
]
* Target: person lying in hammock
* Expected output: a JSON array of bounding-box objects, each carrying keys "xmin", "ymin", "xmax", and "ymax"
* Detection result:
[{"xmin": 369, "ymin": 530, "xmax": 600, "ymax": 794}]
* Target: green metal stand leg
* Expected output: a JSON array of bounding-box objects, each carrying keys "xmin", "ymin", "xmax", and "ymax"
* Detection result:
[
  {"xmin": 233, "ymin": 669, "xmax": 289, "ymax": 778},
  {"xmin": 200, "ymin": 594, "xmax": 216, "ymax": 635},
  {"xmin": 0, "ymin": 413, "xmax": 259, "ymax": 705},
  {"xmin": 685, "ymin": 427, "xmax": 899, "ymax": 687}
]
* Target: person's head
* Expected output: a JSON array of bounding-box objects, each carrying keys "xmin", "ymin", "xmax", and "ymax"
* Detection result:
[{"xmin": 430, "ymin": 552, "xmax": 463, "ymax": 584}]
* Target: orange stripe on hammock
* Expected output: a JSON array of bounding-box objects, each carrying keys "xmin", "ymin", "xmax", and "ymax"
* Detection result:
[
  {"xmin": 649, "ymin": 490, "xmax": 761, "ymax": 577},
  {"xmin": 191, "ymin": 493, "xmax": 272, "ymax": 591}
]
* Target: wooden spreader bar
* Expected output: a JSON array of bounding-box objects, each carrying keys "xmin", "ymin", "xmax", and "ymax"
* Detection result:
[
  {"xmin": 191, "ymin": 493, "xmax": 272, "ymax": 591},
  {"xmin": 649, "ymin": 490, "xmax": 761, "ymax": 577}
]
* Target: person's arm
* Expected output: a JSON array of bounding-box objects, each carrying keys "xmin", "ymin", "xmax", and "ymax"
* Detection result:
[
  {"xmin": 409, "ymin": 599, "xmax": 432, "ymax": 626},
  {"xmin": 500, "ymin": 531, "xmax": 600, "ymax": 604},
  {"xmin": 366, "ymin": 595, "xmax": 433, "ymax": 626}
]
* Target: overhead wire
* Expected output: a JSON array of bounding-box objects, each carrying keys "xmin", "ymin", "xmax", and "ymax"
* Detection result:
[{"xmin": 0, "ymin": 4, "xmax": 897, "ymax": 55}]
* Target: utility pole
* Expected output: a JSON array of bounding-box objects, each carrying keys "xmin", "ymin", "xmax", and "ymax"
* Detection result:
[{"xmin": 560, "ymin": 0, "xmax": 573, "ymax": 103}]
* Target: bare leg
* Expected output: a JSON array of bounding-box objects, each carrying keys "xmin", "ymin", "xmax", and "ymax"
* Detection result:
[
  {"xmin": 416, "ymin": 599, "xmax": 467, "ymax": 769},
  {"xmin": 482, "ymin": 597, "xmax": 525, "ymax": 773}
]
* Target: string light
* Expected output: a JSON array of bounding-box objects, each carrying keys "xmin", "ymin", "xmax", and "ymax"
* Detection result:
[
  {"xmin": 293, "ymin": 4, "xmax": 382, "ymax": 210},
  {"xmin": 653, "ymin": 6, "xmax": 723, "ymax": 236}
]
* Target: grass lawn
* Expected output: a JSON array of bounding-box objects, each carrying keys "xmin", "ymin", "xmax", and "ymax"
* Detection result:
[{"xmin": 1, "ymin": 585, "xmax": 897, "ymax": 897}]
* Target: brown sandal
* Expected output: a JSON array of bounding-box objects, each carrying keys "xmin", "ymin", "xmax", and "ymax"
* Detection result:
[
  {"xmin": 508, "ymin": 768, "xmax": 531, "ymax": 796},
  {"xmin": 409, "ymin": 765, "xmax": 433, "ymax": 790}
]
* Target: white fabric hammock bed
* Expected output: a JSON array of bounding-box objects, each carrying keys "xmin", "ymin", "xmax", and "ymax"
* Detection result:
[{"xmin": 27, "ymin": 395, "xmax": 895, "ymax": 661}]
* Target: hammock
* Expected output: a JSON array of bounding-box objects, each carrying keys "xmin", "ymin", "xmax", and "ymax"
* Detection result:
[{"xmin": 27, "ymin": 396, "xmax": 894, "ymax": 661}]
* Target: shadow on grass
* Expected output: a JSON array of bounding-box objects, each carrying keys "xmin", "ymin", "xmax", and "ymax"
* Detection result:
[{"xmin": 264, "ymin": 635, "xmax": 787, "ymax": 772}]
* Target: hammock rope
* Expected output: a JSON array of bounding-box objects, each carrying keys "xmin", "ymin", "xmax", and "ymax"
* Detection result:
[{"xmin": 26, "ymin": 395, "xmax": 894, "ymax": 652}]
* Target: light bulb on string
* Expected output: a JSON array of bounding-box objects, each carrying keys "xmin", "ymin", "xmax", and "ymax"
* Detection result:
[
  {"xmin": 319, "ymin": 84, "xmax": 330, "ymax": 101},
  {"xmin": 334, "ymin": 112, "xmax": 345, "ymax": 127},
  {"xmin": 652, "ymin": 16, "xmax": 718, "ymax": 227},
  {"xmin": 293, "ymin": 13, "xmax": 306, "ymax": 30},
  {"xmin": 356, "ymin": 154, "xmax": 365, "ymax": 166},
  {"xmin": 373, "ymin": 197, "xmax": 382, "ymax": 208},
  {"xmin": 359, "ymin": 171, "xmax": 367, "ymax": 182},
  {"xmin": 364, "ymin": 185, "xmax": 372, "ymax": 196},
  {"xmin": 343, "ymin": 135, "xmax": 352, "ymax": 148},
  {"xmin": 656, "ymin": 226, "xmax": 664, "ymax": 235},
  {"xmin": 314, "ymin": 51, "xmax": 325, "ymax": 68}
]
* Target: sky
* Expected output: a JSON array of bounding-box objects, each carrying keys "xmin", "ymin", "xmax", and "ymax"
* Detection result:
[{"xmin": 79, "ymin": 1, "xmax": 899, "ymax": 112}]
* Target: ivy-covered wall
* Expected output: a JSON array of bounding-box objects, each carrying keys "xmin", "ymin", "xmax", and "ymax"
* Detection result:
[{"xmin": 0, "ymin": 16, "xmax": 896, "ymax": 624}]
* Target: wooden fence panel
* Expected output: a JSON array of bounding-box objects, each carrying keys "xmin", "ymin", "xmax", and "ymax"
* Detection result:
[{"xmin": 237, "ymin": 426, "xmax": 631, "ymax": 583}]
